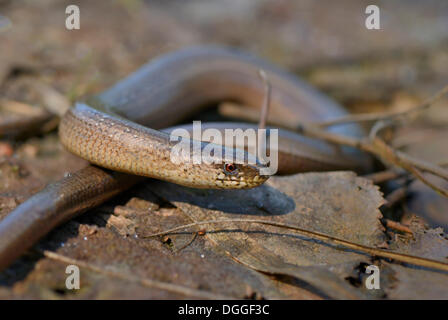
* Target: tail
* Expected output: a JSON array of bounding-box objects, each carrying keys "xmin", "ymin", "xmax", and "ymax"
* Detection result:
[{"xmin": 0, "ymin": 166, "xmax": 140, "ymax": 271}]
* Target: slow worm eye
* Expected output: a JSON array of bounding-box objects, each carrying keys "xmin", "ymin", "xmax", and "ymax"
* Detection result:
[{"xmin": 224, "ymin": 163, "xmax": 238, "ymax": 175}]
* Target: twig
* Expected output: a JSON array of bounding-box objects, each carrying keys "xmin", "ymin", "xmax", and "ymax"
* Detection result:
[
  {"xmin": 384, "ymin": 186, "xmax": 409, "ymax": 208},
  {"xmin": 313, "ymin": 85, "xmax": 448, "ymax": 196},
  {"xmin": 314, "ymin": 84, "xmax": 448, "ymax": 127},
  {"xmin": 382, "ymin": 219, "xmax": 413, "ymax": 235},
  {"xmin": 142, "ymin": 219, "xmax": 448, "ymax": 272},
  {"xmin": 372, "ymin": 137, "xmax": 448, "ymax": 180},
  {"xmin": 256, "ymin": 69, "xmax": 272, "ymax": 165},
  {"xmin": 368, "ymin": 119, "xmax": 448, "ymax": 182},
  {"xmin": 257, "ymin": 69, "xmax": 271, "ymax": 130},
  {"xmin": 296, "ymin": 123, "xmax": 448, "ymax": 196},
  {"xmin": 173, "ymin": 232, "xmax": 198, "ymax": 253},
  {"xmin": 363, "ymin": 169, "xmax": 406, "ymax": 184},
  {"xmin": 220, "ymin": 85, "xmax": 448, "ymax": 196},
  {"xmin": 42, "ymin": 250, "xmax": 231, "ymax": 299},
  {"xmin": 407, "ymin": 166, "xmax": 448, "ymax": 198}
]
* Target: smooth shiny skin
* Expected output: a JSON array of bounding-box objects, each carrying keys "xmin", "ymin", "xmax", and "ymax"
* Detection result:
[
  {"xmin": 163, "ymin": 122, "xmax": 367, "ymax": 175},
  {"xmin": 60, "ymin": 47, "xmax": 369, "ymax": 180},
  {"xmin": 60, "ymin": 103, "xmax": 267, "ymax": 189},
  {"xmin": 0, "ymin": 46, "xmax": 369, "ymax": 271}
]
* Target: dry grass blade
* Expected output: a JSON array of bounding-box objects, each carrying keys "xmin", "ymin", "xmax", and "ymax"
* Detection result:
[
  {"xmin": 142, "ymin": 219, "xmax": 448, "ymax": 272},
  {"xmin": 315, "ymin": 84, "xmax": 448, "ymax": 127},
  {"xmin": 295, "ymin": 123, "xmax": 448, "ymax": 197},
  {"xmin": 257, "ymin": 69, "xmax": 271, "ymax": 130},
  {"xmin": 363, "ymin": 169, "xmax": 406, "ymax": 184},
  {"xmin": 221, "ymin": 82, "xmax": 448, "ymax": 197},
  {"xmin": 42, "ymin": 250, "xmax": 232, "ymax": 299}
]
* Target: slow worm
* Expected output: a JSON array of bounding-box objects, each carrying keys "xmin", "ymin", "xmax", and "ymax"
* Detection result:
[{"xmin": 0, "ymin": 46, "xmax": 369, "ymax": 271}]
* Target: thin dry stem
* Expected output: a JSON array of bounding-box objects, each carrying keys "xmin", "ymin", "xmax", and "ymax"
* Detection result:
[
  {"xmin": 363, "ymin": 169, "xmax": 406, "ymax": 184},
  {"xmin": 42, "ymin": 250, "xmax": 231, "ymax": 299},
  {"xmin": 296, "ymin": 122, "xmax": 448, "ymax": 196},
  {"xmin": 142, "ymin": 219, "xmax": 448, "ymax": 272},
  {"xmin": 382, "ymin": 219, "xmax": 413, "ymax": 235},
  {"xmin": 315, "ymin": 84, "xmax": 448, "ymax": 127},
  {"xmin": 258, "ymin": 69, "xmax": 271, "ymax": 130}
]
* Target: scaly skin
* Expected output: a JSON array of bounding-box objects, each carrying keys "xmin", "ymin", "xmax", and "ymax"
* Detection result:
[
  {"xmin": 59, "ymin": 103, "xmax": 268, "ymax": 189},
  {"xmin": 0, "ymin": 46, "xmax": 370, "ymax": 271}
]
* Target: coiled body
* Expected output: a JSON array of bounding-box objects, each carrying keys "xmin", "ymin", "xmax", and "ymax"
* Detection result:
[
  {"xmin": 0, "ymin": 46, "xmax": 369, "ymax": 271},
  {"xmin": 59, "ymin": 46, "xmax": 367, "ymax": 186}
]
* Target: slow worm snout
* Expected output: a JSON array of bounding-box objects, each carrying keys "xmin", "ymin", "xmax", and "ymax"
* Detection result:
[{"xmin": 59, "ymin": 103, "xmax": 269, "ymax": 189}]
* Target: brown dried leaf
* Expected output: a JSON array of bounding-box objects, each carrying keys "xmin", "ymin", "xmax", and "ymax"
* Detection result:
[
  {"xmin": 386, "ymin": 221, "xmax": 448, "ymax": 299},
  {"xmin": 103, "ymin": 214, "xmax": 136, "ymax": 237},
  {"xmin": 150, "ymin": 171, "xmax": 386, "ymax": 299}
]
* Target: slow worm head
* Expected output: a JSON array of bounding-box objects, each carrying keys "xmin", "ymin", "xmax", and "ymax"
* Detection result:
[{"xmin": 59, "ymin": 103, "xmax": 269, "ymax": 189}]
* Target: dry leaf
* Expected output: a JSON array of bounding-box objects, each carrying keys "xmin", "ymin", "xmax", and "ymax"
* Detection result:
[
  {"xmin": 386, "ymin": 221, "xmax": 448, "ymax": 299},
  {"xmin": 150, "ymin": 171, "xmax": 386, "ymax": 299}
]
